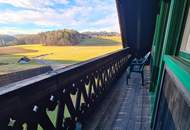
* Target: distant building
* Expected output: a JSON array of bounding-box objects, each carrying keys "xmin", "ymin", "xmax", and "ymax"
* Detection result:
[{"xmin": 18, "ymin": 57, "xmax": 31, "ymax": 64}]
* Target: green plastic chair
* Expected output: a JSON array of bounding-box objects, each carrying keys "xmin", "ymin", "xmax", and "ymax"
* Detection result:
[{"xmin": 126, "ymin": 52, "xmax": 150, "ymax": 85}]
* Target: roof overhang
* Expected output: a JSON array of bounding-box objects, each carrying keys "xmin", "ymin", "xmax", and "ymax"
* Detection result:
[{"xmin": 116, "ymin": 0, "xmax": 159, "ymax": 57}]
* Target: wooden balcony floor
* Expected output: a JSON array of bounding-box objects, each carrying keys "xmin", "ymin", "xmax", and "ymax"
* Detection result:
[{"xmin": 83, "ymin": 66, "xmax": 151, "ymax": 130}]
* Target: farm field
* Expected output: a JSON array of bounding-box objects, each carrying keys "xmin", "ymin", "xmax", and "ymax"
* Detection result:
[
  {"xmin": 80, "ymin": 36, "xmax": 121, "ymax": 46},
  {"xmin": 15, "ymin": 44, "xmax": 121, "ymax": 62},
  {"xmin": 15, "ymin": 36, "xmax": 122, "ymax": 62},
  {"xmin": 0, "ymin": 36, "xmax": 122, "ymax": 74}
]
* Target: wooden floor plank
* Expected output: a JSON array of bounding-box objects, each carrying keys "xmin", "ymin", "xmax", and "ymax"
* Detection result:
[{"xmin": 83, "ymin": 66, "xmax": 151, "ymax": 130}]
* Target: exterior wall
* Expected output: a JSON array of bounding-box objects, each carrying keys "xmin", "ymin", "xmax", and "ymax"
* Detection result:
[
  {"xmin": 154, "ymin": 67, "xmax": 190, "ymax": 130},
  {"xmin": 151, "ymin": 0, "xmax": 189, "ymax": 127},
  {"xmin": 0, "ymin": 66, "xmax": 52, "ymax": 87}
]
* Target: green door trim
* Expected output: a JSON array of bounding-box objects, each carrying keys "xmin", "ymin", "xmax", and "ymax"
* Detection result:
[{"xmin": 150, "ymin": 0, "xmax": 171, "ymax": 91}]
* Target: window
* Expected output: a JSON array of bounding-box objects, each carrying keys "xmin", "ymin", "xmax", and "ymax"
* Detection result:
[{"xmin": 180, "ymin": 6, "xmax": 190, "ymax": 53}]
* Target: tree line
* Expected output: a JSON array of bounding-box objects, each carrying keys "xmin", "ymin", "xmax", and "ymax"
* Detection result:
[{"xmin": 0, "ymin": 29, "xmax": 120, "ymax": 46}]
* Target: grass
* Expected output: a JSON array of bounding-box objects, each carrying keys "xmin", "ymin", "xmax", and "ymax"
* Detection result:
[
  {"xmin": 14, "ymin": 36, "xmax": 122, "ymax": 64},
  {"xmin": 15, "ymin": 44, "xmax": 121, "ymax": 62},
  {"xmin": 0, "ymin": 36, "xmax": 121, "ymax": 74},
  {"xmin": 80, "ymin": 36, "xmax": 121, "ymax": 46},
  {"xmin": 98, "ymin": 36, "xmax": 122, "ymax": 42},
  {"xmin": 0, "ymin": 55, "xmax": 43, "ymax": 75}
]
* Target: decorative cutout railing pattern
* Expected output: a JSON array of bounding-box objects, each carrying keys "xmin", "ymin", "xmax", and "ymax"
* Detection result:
[{"xmin": 0, "ymin": 48, "xmax": 132, "ymax": 130}]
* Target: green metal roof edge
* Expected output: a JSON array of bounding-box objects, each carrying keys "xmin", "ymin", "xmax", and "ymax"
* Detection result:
[{"xmin": 164, "ymin": 55, "xmax": 190, "ymax": 92}]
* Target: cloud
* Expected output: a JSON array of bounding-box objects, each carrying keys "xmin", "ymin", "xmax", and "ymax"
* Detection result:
[
  {"xmin": 0, "ymin": 8, "xmax": 82, "ymax": 26},
  {"xmin": 0, "ymin": 27, "xmax": 48, "ymax": 35},
  {"xmin": 0, "ymin": 0, "xmax": 69, "ymax": 10},
  {"xmin": 0, "ymin": 0, "xmax": 120, "ymax": 34}
]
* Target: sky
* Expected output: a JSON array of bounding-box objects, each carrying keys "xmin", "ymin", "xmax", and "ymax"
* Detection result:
[{"xmin": 0, "ymin": 0, "xmax": 120, "ymax": 35}]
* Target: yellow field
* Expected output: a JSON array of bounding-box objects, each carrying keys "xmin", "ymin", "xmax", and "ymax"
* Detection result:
[
  {"xmin": 98, "ymin": 36, "xmax": 122, "ymax": 43},
  {"xmin": 15, "ymin": 44, "xmax": 122, "ymax": 62},
  {"xmin": 0, "ymin": 36, "xmax": 122, "ymax": 74}
]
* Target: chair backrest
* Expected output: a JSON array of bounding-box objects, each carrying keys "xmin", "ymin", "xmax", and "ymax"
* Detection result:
[
  {"xmin": 144, "ymin": 51, "xmax": 151, "ymax": 60},
  {"xmin": 130, "ymin": 51, "xmax": 151, "ymax": 72},
  {"xmin": 140, "ymin": 51, "xmax": 151, "ymax": 64},
  {"xmin": 139, "ymin": 51, "xmax": 151, "ymax": 70}
]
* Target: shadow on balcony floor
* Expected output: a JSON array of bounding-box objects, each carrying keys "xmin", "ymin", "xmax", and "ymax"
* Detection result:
[{"xmin": 83, "ymin": 66, "xmax": 151, "ymax": 130}]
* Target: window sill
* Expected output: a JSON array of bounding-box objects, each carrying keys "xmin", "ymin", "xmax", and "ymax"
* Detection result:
[{"xmin": 164, "ymin": 55, "xmax": 190, "ymax": 92}]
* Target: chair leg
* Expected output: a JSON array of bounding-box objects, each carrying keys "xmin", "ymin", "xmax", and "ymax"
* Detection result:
[
  {"xmin": 141, "ymin": 72, "xmax": 144, "ymax": 86},
  {"xmin": 126, "ymin": 72, "xmax": 129, "ymax": 85},
  {"xmin": 129, "ymin": 66, "xmax": 133, "ymax": 78}
]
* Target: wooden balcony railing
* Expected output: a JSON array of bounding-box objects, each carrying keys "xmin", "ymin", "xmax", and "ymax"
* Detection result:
[{"xmin": 0, "ymin": 48, "xmax": 132, "ymax": 130}]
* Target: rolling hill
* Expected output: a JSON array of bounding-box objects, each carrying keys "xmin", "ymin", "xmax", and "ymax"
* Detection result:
[
  {"xmin": 0, "ymin": 35, "xmax": 17, "ymax": 46},
  {"xmin": 0, "ymin": 29, "xmax": 120, "ymax": 46}
]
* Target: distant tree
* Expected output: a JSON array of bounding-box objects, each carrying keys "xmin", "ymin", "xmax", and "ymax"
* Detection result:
[
  {"xmin": 39, "ymin": 29, "xmax": 80, "ymax": 46},
  {"xmin": 0, "ymin": 29, "xmax": 120, "ymax": 46}
]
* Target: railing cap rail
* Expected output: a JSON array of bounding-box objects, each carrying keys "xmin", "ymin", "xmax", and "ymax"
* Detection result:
[{"xmin": 0, "ymin": 47, "xmax": 130, "ymax": 96}]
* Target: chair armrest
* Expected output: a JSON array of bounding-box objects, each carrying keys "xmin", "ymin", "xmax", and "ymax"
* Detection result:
[{"xmin": 131, "ymin": 62, "xmax": 143, "ymax": 65}]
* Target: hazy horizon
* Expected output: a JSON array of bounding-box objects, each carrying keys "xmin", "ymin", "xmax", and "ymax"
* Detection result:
[{"xmin": 0, "ymin": 29, "xmax": 120, "ymax": 36}]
